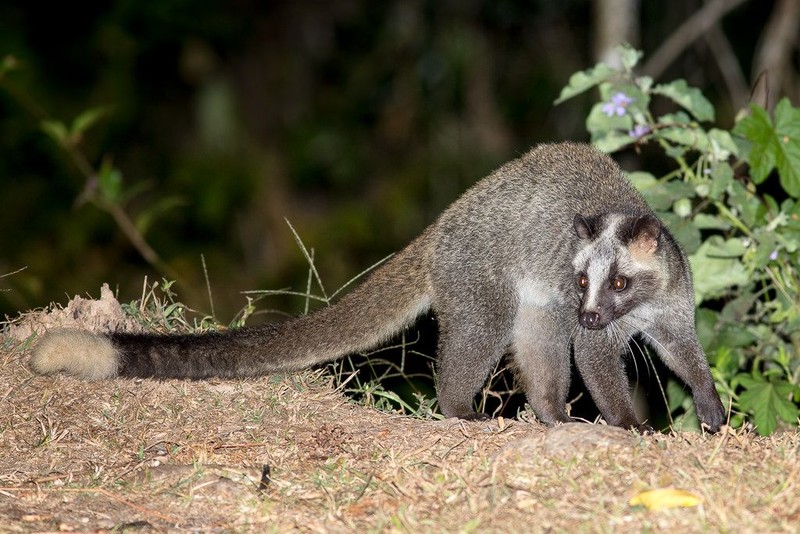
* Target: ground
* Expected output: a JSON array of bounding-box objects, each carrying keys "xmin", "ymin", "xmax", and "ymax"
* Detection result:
[{"xmin": 1, "ymin": 292, "xmax": 799, "ymax": 532}]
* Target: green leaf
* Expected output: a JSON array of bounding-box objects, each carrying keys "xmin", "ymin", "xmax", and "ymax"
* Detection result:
[
  {"xmin": 640, "ymin": 181, "xmax": 696, "ymax": 211},
  {"xmin": 774, "ymin": 97, "xmax": 800, "ymax": 139},
  {"xmin": 658, "ymin": 125, "xmax": 710, "ymax": 152},
  {"xmin": 734, "ymin": 105, "xmax": 777, "ymax": 183},
  {"xmin": 774, "ymin": 103, "xmax": 800, "ymax": 196},
  {"xmin": 554, "ymin": 63, "xmax": 615, "ymax": 104},
  {"xmin": 657, "ymin": 111, "xmax": 692, "ymax": 125},
  {"xmin": 666, "ymin": 378, "xmax": 692, "ymax": 413},
  {"xmin": 618, "ymin": 44, "xmax": 643, "ymax": 71},
  {"xmin": 135, "ymin": 196, "xmax": 186, "ymax": 235},
  {"xmin": 635, "ymin": 75, "xmax": 653, "ymax": 93},
  {"xmin": 627, "ymin": 171, "xmax": 657, "ymax": 192},
  {"xmin": 659, "ymin": 212, "xmax": 701, "ymax": 254},
  {"xmin": 784, "ymin": 198, "xmax": 800, "ymax": 221},
  {"xmin": 71, "ymin": 106, "xmax": 109, "ymax": 136},
  {"xmin": 652, "ymin": 79, "xmax": 715, "ymax": 122},
  {"xmin": 0, "ymin": 54, "xmax": 18, "ymax": 76},
  {"xmin": 710, "ymin": 346, "xmax": 741, "ymax": 379},
  {"xmin": 97, "ymin": 160, "xmax": 123, "ymax": 203},
  {"xmin": 704, "ymin": 236, "xmax": 746, "ymax": 257},
  {"xmin": 666, "ymin": 378, "xmax": 701, "ymax": 432},
  {"xmin": 709, "ymin": 162, "xmax": 734, "ymax": 200},
  {"xmin": 764, "ymin": 193, "xmax": 780, "ymax": 214},
  {"xmin": 716, "ymin": 323, "xmax": 757, "ymax": 349},
  {"xmin": 720, "ymin": 291, "xmax": 757, "ymax": 323},
  {"xmin": 41, "ymin": 120, "xmax": 68, "ymax": 145},
  {"xmin": 689, "ymin": 238, "xmax": 750, "ymax": 303},
  {"xmin": 707, "ymin": 128, "xmax": 739, "ymax": 160},
  {"xmin": 753, "ymin": 231, "xmax": 780, "ymax": 269},
  {"xmin": 728, "ymin": 181, "xmax": 761, "ymax": 228},
  {"xmin": 737, "ymin": 376, "xmax": 799, "ymax": 435},
  {"xmin": 695, "ymin": 308, "xmax": 719, "ymax": 352},
  {"xmin": 592, "ymin": 130, "xmax": 636, "ymax": 153},
  {"xmin": 733, "ymin": 99, "xmax": 800, "ymax": 196},
  {"xmin": 693, "ymin": 213, "xmax": 730, "ymax": 230}
]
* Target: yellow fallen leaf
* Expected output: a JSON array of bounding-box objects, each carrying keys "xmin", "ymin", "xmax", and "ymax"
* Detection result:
[{"xmin": 629, "ymin": 488, "xmax": 703, "ymax": 510}]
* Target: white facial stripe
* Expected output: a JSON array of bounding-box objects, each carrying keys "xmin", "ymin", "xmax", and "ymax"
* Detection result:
[
  {"xmin": 599, "ymin": 215, "xmax": 624, "ymax": 240},
  {"xmin": 573, "ymin": 216, "xmax": 633, "ymax": 311},
  {"xmin": 583, "ymin": 257, "xmax": 608, "ymax": 309},
  {"xmin": 572, "ymin": 216, "xmax": 623, "ymax": 269}
]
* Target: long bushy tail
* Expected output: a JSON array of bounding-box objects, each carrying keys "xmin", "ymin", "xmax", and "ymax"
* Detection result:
[{"xmin": 30, "ymin": 235, "xmax": 433, "ymax": 380}]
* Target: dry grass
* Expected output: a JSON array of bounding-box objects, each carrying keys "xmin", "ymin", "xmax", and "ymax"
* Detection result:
[{"xmin": 1, "ymin": 308, "xmax": 799, "ymax": 532}]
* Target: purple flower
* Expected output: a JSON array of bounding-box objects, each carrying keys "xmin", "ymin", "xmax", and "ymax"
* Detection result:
[
  {"xmin": 628, "ymin": 124, "xmax": 650, "ymax": 139},
  {"xmin": 602, "ymin": 92, "xmax": 634, "ymax": 117},
  {"xmin": 769, "ymin": 249, "xmax": 778, "ymax": 261}
]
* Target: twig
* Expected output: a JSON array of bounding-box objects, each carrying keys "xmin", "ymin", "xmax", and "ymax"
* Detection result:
[
  {"xmin": 0, "ymin": 266, "xmax": 27, "ymax": 279},
  {"xmin": 440, "ymin": 437, "xmax": 469, "ymax": 460},
  {"xmin": 642, "ymin": 0, "xmax": 749, "ymax": 79},
  {"xmin": 212, "ymin": 442, "xmax": 268, "ymax": 450},
  {"xmin": 96, "ymin": 197, "xmax": 181, "ymax": 283}
]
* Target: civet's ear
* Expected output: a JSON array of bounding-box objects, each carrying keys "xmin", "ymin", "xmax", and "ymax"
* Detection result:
[
  {"xmin": 627, "ymin": 214, "xmax": 661, "ymax": 257},
  {"xmin": 573, "ymin": 214, "xmax": 600, "ymax": 240}
]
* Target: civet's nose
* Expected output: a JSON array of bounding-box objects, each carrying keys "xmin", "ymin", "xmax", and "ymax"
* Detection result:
[{"xmin": 579, "ymin": 311, "xmax": 602, "ymax": 329}]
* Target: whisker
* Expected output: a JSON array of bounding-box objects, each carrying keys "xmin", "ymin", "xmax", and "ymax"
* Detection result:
[
  {"xmin": 629, "ymin": 332, "xmax": 651, "ymax": 381},
  {"xmin": 616, "ymin": 317, "xmax": 651, "ymax": 381},
  {"xmin": 612, "ymin": 320, "xmax": 639, "ymax": 384},
  {"xmin": 631, "ymin": 327, "xmax": 674, "ymax": 429},
  {"xmin": 564, "ymin": 322, "xmax": 582, "ymax": 419},
  {"xmin": 637, "ymin": 328, "xmax": 674, "ymax": 362},
  {"xmin": 643, "ymin": 348, "xmax": 672, "ymax": 428}
]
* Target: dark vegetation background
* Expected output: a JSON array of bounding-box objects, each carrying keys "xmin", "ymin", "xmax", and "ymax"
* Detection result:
[{"xmin": 0, "ymin": 0, "xmax": 793, "ymax": 324}]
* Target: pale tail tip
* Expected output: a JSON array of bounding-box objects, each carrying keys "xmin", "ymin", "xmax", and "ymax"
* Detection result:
[{"xmin": 30, "ymin": 329, "xmax": 120, "ymax": 380}]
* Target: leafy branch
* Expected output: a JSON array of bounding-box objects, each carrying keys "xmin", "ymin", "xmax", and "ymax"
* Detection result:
[{"xmin": 0, "ymin": 54, "xmax": 182, "ymax": 284}]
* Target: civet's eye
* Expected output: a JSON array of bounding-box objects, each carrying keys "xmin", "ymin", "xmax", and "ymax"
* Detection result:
[
  {"xmin": 577, "ymin": 274, "xmax": 589, "ymax": 290},
  {"xmin": 611, "ymin": 276, "xmax": 627, "ymax": 291}
]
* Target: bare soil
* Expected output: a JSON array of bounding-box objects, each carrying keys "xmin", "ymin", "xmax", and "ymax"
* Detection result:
[{"xmin": 1, "ymin": 293, "xmax": 799, "ymax": 533}]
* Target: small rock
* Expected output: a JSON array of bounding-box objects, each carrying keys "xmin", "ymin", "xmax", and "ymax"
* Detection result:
[
  {"xmin": 496, "ymin": 422, "xmax": 637, "ymax": 461},
  {"xmin": 543, "ymin": 423, "xmax": 637, "ymax": 457}
]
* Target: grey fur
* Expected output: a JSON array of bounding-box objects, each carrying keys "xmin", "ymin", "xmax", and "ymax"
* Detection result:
[{"xmin": 31, "ymin": 142, "xmax": 726, "ymax": 432}]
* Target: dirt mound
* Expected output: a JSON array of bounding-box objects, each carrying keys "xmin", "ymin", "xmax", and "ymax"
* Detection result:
[{"xmin": 3, "ymin": 284, "xmax": 143, "ymax": 343}]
